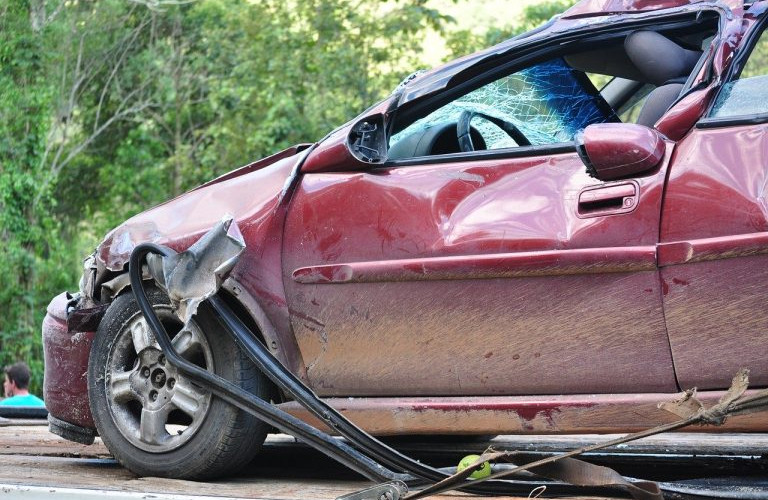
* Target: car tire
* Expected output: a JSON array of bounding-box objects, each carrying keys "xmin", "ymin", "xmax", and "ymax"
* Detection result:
[{"xmin": 88, "ymin": 286, "xmax": 271, "ymax": 479}]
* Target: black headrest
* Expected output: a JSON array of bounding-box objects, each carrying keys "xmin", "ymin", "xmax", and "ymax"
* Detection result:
[{"xmin": 625, "ymin": 31, "xmax": 702, "ymax": 86}]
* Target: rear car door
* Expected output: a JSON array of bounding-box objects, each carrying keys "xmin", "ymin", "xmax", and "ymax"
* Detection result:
[
  {"xmin": 281, "ymin": 50, "xmax": 677, "ymax": 398},
  {"xmin": 660, "ymin": 14, "xmax": 768, "ymax": 390}
]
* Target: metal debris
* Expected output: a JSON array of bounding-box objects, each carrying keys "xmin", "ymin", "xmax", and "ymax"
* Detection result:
[{"xmin": 146, "ymin": 215, "xmax": 245, "ymax": 326}]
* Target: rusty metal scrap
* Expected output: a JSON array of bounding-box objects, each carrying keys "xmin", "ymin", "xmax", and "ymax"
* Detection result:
[
  {"xmin": 66, "ymin": 302, "xmax": 109, "ymax": 333},
  {"xmin": 658, "ymin": 368, "xmax": 767, "ymax": 424}
]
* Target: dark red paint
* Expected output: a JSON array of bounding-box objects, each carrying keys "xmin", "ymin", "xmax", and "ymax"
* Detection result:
[
  {"xmin": 410, "ymin": 401, "xmax": 597, "ymax": 414},
  {"xmin": 42, "ymin": 293, "xmax": 95, "ymax": 428},
  {"xmin": 581, "ymin": 123, "xmax": 665, "ymax": 180},
  {"xmin": 563, "ymin": 0, "xmax": 740, "ymax": 18}
]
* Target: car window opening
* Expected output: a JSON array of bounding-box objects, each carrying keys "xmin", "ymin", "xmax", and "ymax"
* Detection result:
[
  {"xmin": 387, "ymin": 20, "xmax": 718, "ymax": 162},
  {"xmin": 710, "ymin": 19, "xmax": 768, "ymax": 119}
]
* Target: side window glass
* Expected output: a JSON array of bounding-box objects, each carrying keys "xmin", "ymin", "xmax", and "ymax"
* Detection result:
[
  {"xmin": 388, "ymin": 57, "xmax": 617, "ymax": 160},
  {"xmin": 710, "ymin": 27, "xmax": 768, "ymax": 118}
]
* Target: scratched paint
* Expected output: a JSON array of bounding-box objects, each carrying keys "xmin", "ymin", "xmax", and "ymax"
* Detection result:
[
  {"xmin": 277, "ymin": 393, "xmax": 766, "ymax": 435},
  {"xmin": 42, "ymin": 293, "xmax": 95, "ymax": 428},
  {"xmin": 413, "ymin": 401, "xmax": 599, "ymax": 431},
  {"xmin": 661, "ymin": 123, "xmax": 768, "ymax": 391},
  {"xmin": 283, "ymin": 135, "xmax": 676, "ymax": 397}
]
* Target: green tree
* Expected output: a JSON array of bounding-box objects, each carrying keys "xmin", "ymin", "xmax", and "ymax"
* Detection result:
[
  {"xmin": 446, "ymin": 0, "xmax": 576, "ymax": 58},
  {"xmin": 198, "ymin": 0, "xmax": 453, "ymax": 180},
  {"xmin": 0, "ymin": 0, "xmax": 71, "ymax": 392}
]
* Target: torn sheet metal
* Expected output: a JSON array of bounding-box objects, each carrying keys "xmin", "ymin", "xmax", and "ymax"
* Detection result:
[
  {"xmin": 67, "ymin": 302, "xmax": 110, "ymax": 333},
  {"xmin": 147, "ymin": 216, "xmax": 245, "ymax": 325}
]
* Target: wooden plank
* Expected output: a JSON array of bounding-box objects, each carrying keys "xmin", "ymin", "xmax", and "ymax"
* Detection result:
[
  {"xmin": 4, "ymin": 423, "xmax": 767, "ymax": 461},
  {"xmin": 0, "ymin": 424, "xmax": 607, "ymax": 500},
  {"xmin": 0, "ymin": 422, "xmax": 109, "ymax": 458},
  {"xmin": 0, "ymin": 454, "xmax": 374, "ymax": 500},
  {"xmin": 8, "ymin": 424, "xmax": 765, "ymax": 499}
]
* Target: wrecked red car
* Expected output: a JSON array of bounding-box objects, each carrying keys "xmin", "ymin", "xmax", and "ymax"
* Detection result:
[{"xmin": 43, "ymin": 0, "xmax": 768, "ymax": 481}]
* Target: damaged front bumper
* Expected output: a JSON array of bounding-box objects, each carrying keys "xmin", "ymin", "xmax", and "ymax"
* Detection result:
[
  {"xmin": 41, "ymin": 217, "xmax": 249, "ymax": 445},
  {"xmin": 42, "ymin": 250, "xmax": 127, "ymax": 443},
  {"xmin": 42, "ymin": 291, "xmax": 98, "ymax": 444}
]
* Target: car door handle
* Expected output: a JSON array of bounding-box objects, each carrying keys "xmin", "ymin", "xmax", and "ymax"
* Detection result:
[{"xmin": 577, "ymin": 182, "xmax": 638, "ymax": 217}]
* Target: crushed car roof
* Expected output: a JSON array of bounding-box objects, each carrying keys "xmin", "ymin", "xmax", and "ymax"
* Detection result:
[
  {"xmin": 396, "ymin": 0, "xmax": 742, "ymax": 106},
  {"xmin": 562, "ymin": 0, "xmax": 741, "ymax": 18}
]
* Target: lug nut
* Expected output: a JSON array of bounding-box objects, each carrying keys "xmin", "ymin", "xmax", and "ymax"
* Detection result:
[
  {"xmin": 151, "ymin": 368, "xmax": 167, "ymax": 388},
  {"xmin": 168, "ymin": 378, "xmax": 175, "ymax": 389},
  {"xmin": 158, "ymin": 354, "xmax": 165, "ymax": 365},
  {"xmin": 141, "ymin": 367, "xmax": 150, "ymax": 378},
  {"xmin": 149, "ymin": 390, "xmax": 158, "ymax": 402}
]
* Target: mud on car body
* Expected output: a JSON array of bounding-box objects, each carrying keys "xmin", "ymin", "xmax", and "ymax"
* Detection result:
[{"xmin": 43, "ymin": 0, "xmax": 768, "ymax": 480}]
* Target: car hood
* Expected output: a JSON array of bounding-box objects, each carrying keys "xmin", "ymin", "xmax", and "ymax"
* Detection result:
[{"xmin": 97, "ymin": 145, "xmax": 312, "ymax": 271}]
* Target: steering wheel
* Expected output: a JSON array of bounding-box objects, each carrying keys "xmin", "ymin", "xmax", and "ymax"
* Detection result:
[{"xmin": 457, "ymin": 110, "xmax": 531, "ymax": 152}]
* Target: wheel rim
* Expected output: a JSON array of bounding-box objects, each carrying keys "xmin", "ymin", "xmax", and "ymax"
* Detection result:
[{"xmin": 105, "ymin": 306, "xmax": 213, "ymax": 453}]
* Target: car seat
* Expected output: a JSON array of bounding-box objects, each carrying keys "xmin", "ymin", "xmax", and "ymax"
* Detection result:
[{"xmin": 624, "ymin": 30, "xmax": 702, "ymax": 127}]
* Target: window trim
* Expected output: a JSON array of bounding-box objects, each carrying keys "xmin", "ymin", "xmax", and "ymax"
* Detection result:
[
  {"xmin": 697, "ymin": 113, "xmax": 768, "ymax": 129},
  {"xmin": 382, "ymin": 142, "xmax": 576, "ymax": 169},
  {"xmin": 385, "ymin": 13, "xmax": 723, "ymax": 167},
  {"xmin": 698, "ymin": 9, "xmax": 768, "ymax": 128},
  {"xmin": 388, "ymin": 56, "xmax": 617, "ymax": 159}
]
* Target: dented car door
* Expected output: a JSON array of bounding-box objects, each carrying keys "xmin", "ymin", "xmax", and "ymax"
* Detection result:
[
  {"xmin": 281, "ymin": 53, "xmax": 679, "ymax": 397},
  {"xmin": 659, "ymin": 13, "xmax": 768, "ymax": 391}
]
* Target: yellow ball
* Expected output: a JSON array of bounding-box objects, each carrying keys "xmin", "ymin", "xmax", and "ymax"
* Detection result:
[{"xmin": 457, "ymin": 454, "xmax": 491, "ymax": 479}]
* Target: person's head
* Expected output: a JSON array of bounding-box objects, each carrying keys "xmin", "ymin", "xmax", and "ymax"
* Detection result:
[{"xmin": 4, "ymin": 362, "xmax": 31, "ymax": 397}]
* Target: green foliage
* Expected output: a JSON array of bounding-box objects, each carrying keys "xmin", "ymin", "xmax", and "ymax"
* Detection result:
[
  {"xmin": 193, "ymin": 0, "xmax": 454, "ymax": 182},
  {"xmin": 446, "ymin": 0, "xmax": 576, "ymax": 58},
  {"xmin": 0, "ymin": 0, "xmax": 68, "ymax": 394}
]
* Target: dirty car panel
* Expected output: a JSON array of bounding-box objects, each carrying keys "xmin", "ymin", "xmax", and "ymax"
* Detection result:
[{"xmin": 281, "ymin": 147, "xmax": 675, "ymax": 396}]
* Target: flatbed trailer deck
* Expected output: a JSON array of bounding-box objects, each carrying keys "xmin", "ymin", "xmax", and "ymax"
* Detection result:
[{"xmin": 1, "ymin": 420, "xmax": 766, "ymax": 500}]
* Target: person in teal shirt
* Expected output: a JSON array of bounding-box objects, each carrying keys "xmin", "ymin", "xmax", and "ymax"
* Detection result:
[{"xmin": 2, "ymin": 362, "xmax": 45, "ymax": 407}]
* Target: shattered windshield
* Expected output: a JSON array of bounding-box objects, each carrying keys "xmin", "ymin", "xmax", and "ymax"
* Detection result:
[{"xmin": 390, "ymin": 57, "xmax": 617, "ymax": 154}]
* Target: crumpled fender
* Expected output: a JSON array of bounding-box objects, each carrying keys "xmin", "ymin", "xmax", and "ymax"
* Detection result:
[
  {"xmin": 97, "ymin": 146, "xmax": 310, "ymax": 272},
  {"xmin": 92, "ymin": 144, "xmax": 314, "ymax": 377},
  {"xmin": 45, "ymin": 147, "xmax": 312, "ymax": 434}
]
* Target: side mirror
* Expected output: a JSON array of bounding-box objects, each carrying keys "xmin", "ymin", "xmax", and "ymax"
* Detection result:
[
  {"xmin": 576, "ymin": 123, "xmax": 665, "ymax": 181},
  {"xmin": 301, "ymin": 114, "xmax": 386, "ymax": 173}
]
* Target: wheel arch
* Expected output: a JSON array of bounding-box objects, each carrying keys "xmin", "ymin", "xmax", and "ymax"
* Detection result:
[
  {"xmin": 87, "ymin": 283, "xmax": 273, "ymax": 479},
  {"xmin": 219, "ymin": 278, "xmax": 306, "ymax": 393},
  {"xmin": 97, "ymin": 271, "xmax": 297, "ymax": 394}
]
